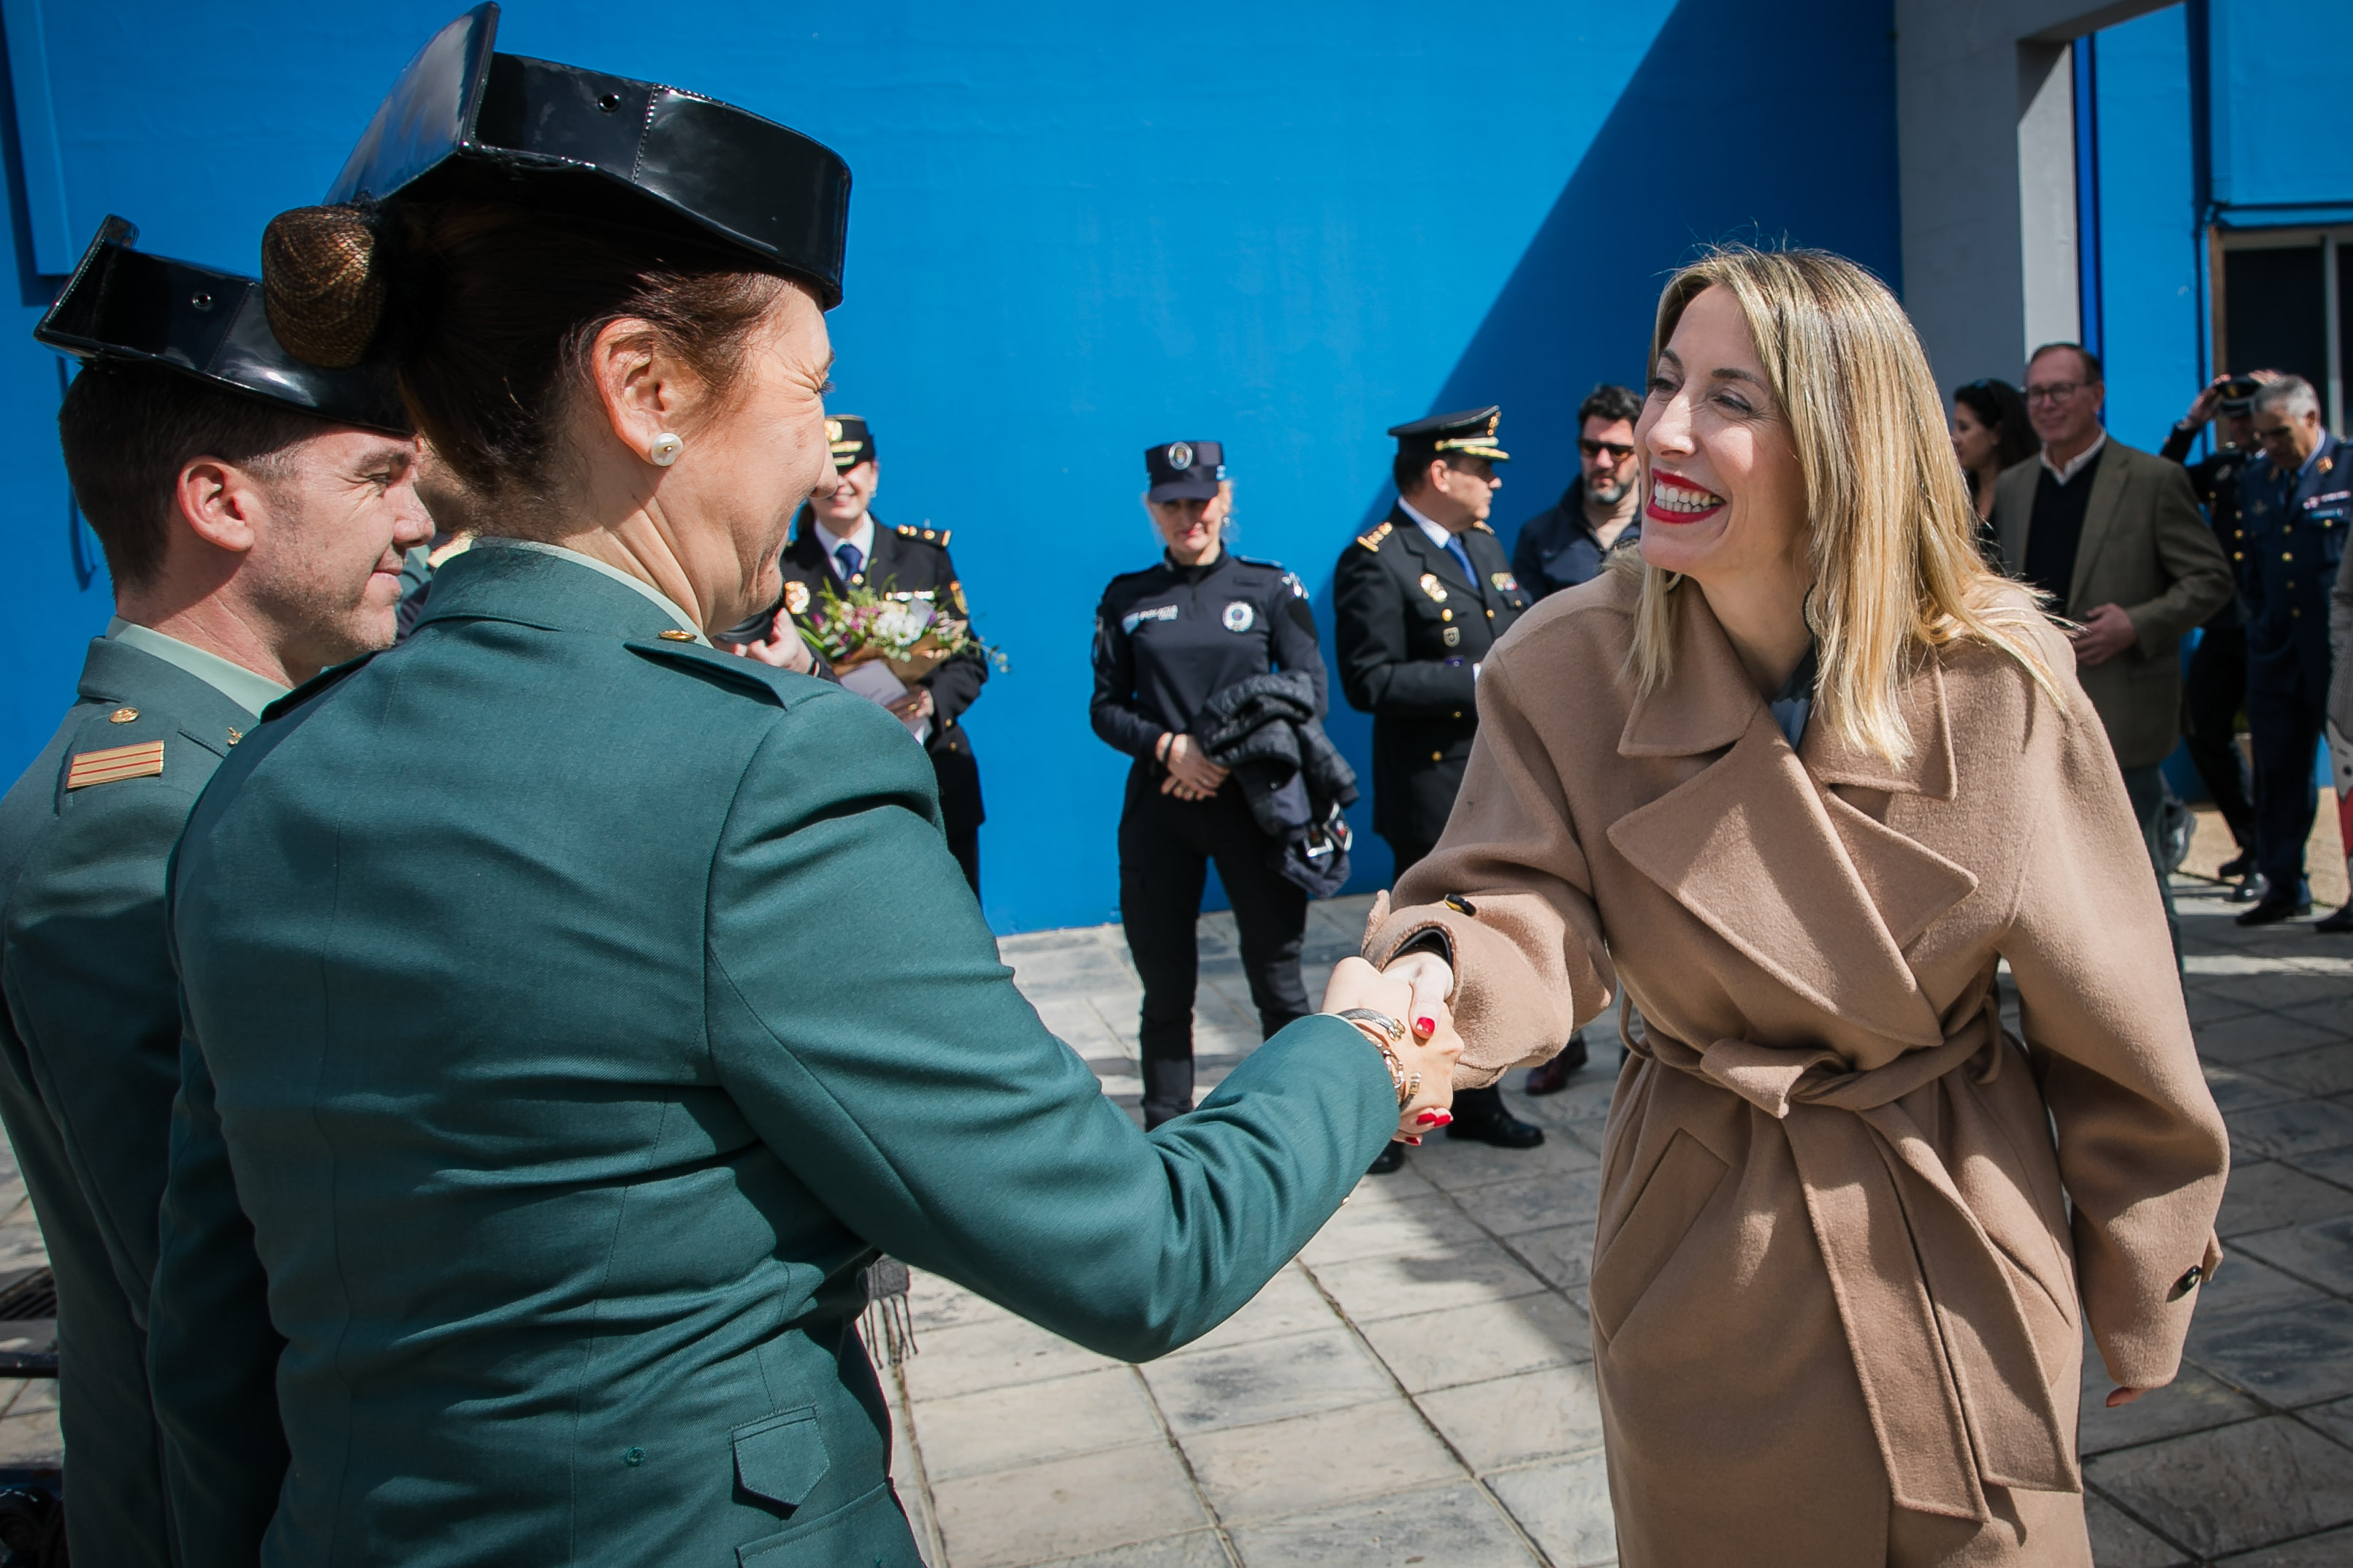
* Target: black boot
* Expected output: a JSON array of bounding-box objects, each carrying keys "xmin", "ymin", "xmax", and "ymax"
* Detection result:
[
  {"xmin": 1367, "ymin": 1142, "xmax": 1407, "ymax": 1175},
  {"xmin": 1445, "ymin": 1084, "xmax": 1544, "ymax": 1149},
  {"xmin": 1140, "ymin": 1053, "xmax": 1194, "ymax": 1131},
  {"xmin": 1524, "ymin": 1032, "xmax": 1589, "ymax": 1095}
]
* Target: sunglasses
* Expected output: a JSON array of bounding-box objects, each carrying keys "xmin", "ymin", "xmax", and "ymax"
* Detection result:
[{"xmin": 1579, "ymin": 439, "xmax": 1636, "ymax": 460}]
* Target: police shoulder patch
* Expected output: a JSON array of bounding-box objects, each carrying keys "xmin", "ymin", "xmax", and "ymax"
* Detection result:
[{"xmin": 1355, "ymin": 521, "xmax": 1393, "ymax": 552}]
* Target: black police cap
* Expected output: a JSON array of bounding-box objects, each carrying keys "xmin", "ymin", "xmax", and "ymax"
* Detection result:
[
  {"xmin": 327, "ymin": 4, "xmax": 852, "ymax": 308},
  {"xmin": 1389, "ymin": 406, "xmax": 1509, "ymax": 464},
  {"xmin": 828, "ymin": 416, "xmax": 875, "ymax": 469},
  {"xmin": 1145, "ymin": 440, "xmax": 1224, "ymax": 502},
  {"xmin": 35, "ymin": 215, "xmax": 409, "ymax": 435}
]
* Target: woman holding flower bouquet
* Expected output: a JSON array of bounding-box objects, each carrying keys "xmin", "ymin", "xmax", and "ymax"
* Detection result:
[{"xmin": 143, "ymin": 13, "xmax": 1459, "ymax": 1567}]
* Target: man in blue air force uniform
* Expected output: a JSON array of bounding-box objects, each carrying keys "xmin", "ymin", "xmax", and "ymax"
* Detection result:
[{"xmin": 0, "ymin": 218, "xmax": 424, "ymax": 1567}]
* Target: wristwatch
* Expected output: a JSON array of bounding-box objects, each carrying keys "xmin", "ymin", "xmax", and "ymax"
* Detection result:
[{"xmin": 1335, "ymin": 1009, "xmax": 1420, "ymax": 1109}]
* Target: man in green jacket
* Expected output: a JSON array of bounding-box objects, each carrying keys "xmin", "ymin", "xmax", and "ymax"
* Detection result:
[{"xmin": 0, "ymin": 218, "xmax": 424, "ymax": 1567}]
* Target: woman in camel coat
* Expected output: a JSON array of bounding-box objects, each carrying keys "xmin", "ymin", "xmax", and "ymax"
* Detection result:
[{"xmin": 1368, "ymin": 248, "xmax": 2228, "ymax": 1567}]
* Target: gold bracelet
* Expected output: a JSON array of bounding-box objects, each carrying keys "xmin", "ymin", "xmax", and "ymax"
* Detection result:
[{"xmin": 1335, "ymin": 1009, "xmax": 1415, "ymax": 1109}]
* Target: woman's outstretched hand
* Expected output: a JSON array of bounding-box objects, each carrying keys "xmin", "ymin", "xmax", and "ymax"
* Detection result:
[{"xmin": 1320, "ymin": 957, "xmax": 1462, "ymax": 1144}]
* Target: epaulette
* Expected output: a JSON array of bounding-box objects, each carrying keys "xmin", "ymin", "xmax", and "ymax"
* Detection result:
[
  {"xmin": 1230, "ymin": 552, "xmax": 1284, "ymax": 570},
  {"xmin": 1355, "ymin": 521, "xmax": 1393, "ymax": 552},
  {"xmin": 1471, "ymin": 520, "xmax": 1496, "ymax": 535},
  {"xmin": 894, "ymin": 523, "xmax": 951, "ymax": 547}
]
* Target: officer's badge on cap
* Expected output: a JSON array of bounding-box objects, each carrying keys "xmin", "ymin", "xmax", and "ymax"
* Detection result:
[
  {"xmin": 325, "ymin": 4, "xmax": 853, "ymax": 307},
  {"xmin": 36, "ymin": 217, "xmax": 409, "ymax": 433},
  {"xmin": 1145, "ymin": 440, "xmax": 1225, "ymax": 502},
  {"xmin": 1388, "ymin": 406, "xmax": 1509, "ymax": 464},
  {"xmin": 825, "ymin": 415, "xmax": 875, "ymax": 469}
]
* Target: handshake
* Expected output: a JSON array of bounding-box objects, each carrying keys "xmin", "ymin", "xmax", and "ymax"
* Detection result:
[{"xmin": 1319, "ymin": 955, "xmax": 1464, "ymax": 1145}]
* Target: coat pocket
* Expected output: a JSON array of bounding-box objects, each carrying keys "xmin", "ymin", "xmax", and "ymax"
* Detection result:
[
  {"xmin": 1588, "ymin": 1129, "xmax": 1728, "ymax": 1342},
  {"xmin": 733, "ymin": 1405, "xmax": 831, "ymax": 1511},
  {"xmin": 736, "ymin": 1481, "xmax": 920, "ymax": 1565}
]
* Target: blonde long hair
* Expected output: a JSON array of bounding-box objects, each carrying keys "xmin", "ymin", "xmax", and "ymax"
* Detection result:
[{"xmin": 1615, "ymin": 246, "xmax": 2056, "ymax": 761}]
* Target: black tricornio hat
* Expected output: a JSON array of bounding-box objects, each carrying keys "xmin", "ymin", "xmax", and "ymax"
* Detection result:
[
  {"xmin": 327, "ymin": 4, "xmax": 852, "ymax": 308},
  {"xmin": 35, "ymin": 215, "xmax": 409, "ymax": 435},
  {"xmin": 1389, "ymin": 406, "xmax": 1509, "ymax": 464},
  {"xmin": 828, "ymin": 416, "xmax": 874, "ymax": 469},
  {"xmin": 1145, "ymin": 440, "xmax": 1224, "ymax": 502}
]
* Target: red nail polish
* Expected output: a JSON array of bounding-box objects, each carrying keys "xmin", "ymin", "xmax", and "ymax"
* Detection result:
[
  {"xmin": 1415, "ymin": 1017, "xmax": 1437, "ymax": 1036},
  {"xmin": 1415, "ymin": 1110, "xmax": 1443, "ymax": 1125},
  {"xmin": 1404, "ymin": 1136, "xmax": 1422, "ymax": 1146},
  {"xmin": 1430, "ymin": 1109, "xmax": 1453, "ymax": 1125}
]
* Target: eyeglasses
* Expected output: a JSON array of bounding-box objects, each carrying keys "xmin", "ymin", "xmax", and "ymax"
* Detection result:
[
  {"xmin": 2024, "ymin": 381, "xmax": 2087, "ymax": 404},
  {"xmin": 1579, "ymin": 439, "xmax": 1636, "ymax": 460}
]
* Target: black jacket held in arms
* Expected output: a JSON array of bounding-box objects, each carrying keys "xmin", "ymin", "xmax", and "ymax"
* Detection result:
[{"xmin": 1197, "ymin": 670, "xmax": 1359, "ymax": 898}]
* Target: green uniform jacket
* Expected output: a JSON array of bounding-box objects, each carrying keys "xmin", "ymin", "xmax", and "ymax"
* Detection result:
[
  {"xmin": 0, "ymin": 637, "xmax": 260, "ymax": 1568},
  {"xmin": 153, "ymin": 544, "xmax": 1394, "ymax": 1567}
]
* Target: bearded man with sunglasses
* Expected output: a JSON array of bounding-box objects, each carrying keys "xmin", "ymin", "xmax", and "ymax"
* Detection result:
[{"xmin": 1511, "ymin": 383, "xmax": 1644, "ymax": 602}]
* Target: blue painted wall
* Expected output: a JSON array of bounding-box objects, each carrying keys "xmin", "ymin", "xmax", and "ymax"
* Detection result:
[
  {"xmin": 2087, "ymin": 7, "xmax": 2200, "ymax": 454},
  {"xmin": 0, "ymin": 0, "xmax": 1904, "ymax": 933}
]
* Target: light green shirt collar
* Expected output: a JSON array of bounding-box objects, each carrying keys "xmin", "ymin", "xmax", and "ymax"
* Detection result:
[
  {"xmin": 474, "ymin": 539, "xmax": 710, "ymax": 644},
  {"xmin": 105, "ymin": 618, "xmax": 290, "ymax": 719}
]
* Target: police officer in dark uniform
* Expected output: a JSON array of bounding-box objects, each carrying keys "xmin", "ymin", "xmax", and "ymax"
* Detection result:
[
  {"xmin": 1093, "ymin": 441, "xmax": 1328, "ymax": 1128},
  {"xmin": 2161, "ymin": 373, "xmax": 2268, "ymax": 890},
  {"xmin": 1334, "ymin": 407, "xmax": 1542, "ymax": 1164},
  {"xmin": 727, "ymin": 416, "xmax": 991, "ymax": 893},
  {"xmin": 2237, "ymin": 377, "xmax": 2350, "ymax": 926}
]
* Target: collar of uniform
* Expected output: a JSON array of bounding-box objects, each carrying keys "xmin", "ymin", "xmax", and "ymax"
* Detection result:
[
  {"xmin": 813, "ymin": 512, "xmax": 878, "ymax": 575},
  {"xmin": 1397, "ymin": 495, "xmax": 1459, "ymax": 554},
  {"xmin": 105, "ymin": 616, "xmax": 288, "ymax": 716},
  {"xmin": 414, "ymin": 538, "xmax": 711, "ymax": 643},
  {"xmin": 2302, "ymin": 434, "xmax": 2342, "ymax": 478},
  {"xmin": 77, "ymin": 635, "xmax": 263, "ymax": 754},
  {"xmin": 1162, "ymin": 548, "xmax": 1227, "ymax": 585}
]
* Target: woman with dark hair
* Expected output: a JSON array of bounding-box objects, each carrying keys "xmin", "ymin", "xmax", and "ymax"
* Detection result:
[
  {"xmin": 146, "ymin": 12, "xmax": 1458, "ymax": 1566},
  {"xmin": 1952, "ymin": 377, "xmax": 2037, "ymax": 521}
]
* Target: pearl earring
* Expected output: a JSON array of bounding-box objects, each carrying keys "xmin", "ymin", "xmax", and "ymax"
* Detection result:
[{"xmin": 648, "ymin": 432, "xmax": 684, "ymax": 467}]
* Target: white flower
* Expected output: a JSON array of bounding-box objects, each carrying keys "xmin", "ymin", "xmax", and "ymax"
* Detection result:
[{"xmin": 872, "ymin": 601, "xmax": 935, "ymax": 649}]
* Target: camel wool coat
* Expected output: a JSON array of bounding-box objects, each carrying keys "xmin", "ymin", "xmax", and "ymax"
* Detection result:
[{"xmin": 1364, "ymin": 570, "xmax": 2228, "ymax": 1567}]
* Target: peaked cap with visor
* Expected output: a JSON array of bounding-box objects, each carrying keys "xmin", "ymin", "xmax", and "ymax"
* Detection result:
[
  {"xmin": 324, "ymin": 3, "xmax": 851, "ymax": 307},
  {"xmin": 36, "ymin": 215, "xmax": 409, "ymax": 433}
]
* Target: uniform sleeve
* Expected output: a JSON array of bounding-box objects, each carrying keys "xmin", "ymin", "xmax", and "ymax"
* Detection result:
[
  {"xmin": 149, "ymin": 1028, "xmax": 290, "ymax": 1568},
  {"xmin": 919, "ymin": 547, "xmax": 987, "ymax": 727},
  {"xmin": 1332, "ymin": 546, "xmax": 1479, "ymax": 716},
  {"xmin": 704, "ymin": 689, "xmax": 1396, "ymax": 1359},
  {"xmin": 2158, "ymin": 424, "xmax": 2198, "ymax": 466},
  {"xmin": 1997, "ymin": 657, "xmax": 2229, "ymax": 1390},
  {"xmin": 1268, "ymin": 575, "xmax": 1330, "ymax": 718},
  {"xmin": 1089, "ymin": 591, "xmax": 1164, "ymax": 760},
  {"xmin": 1359, "ymin": 655, "xmax": 1617, "ymax": 1083},
  {"xmin": 2121, "ymin": 459, "xmax": 2235, "ymax": 648}
]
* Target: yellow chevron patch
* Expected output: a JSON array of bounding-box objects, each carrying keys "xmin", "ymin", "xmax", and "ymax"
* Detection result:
[{"xmin": 66, "ymin": 739, "xmax": 165, "ymax": 790}]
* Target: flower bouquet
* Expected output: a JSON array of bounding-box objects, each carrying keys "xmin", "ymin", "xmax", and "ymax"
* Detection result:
[{"xmin": 793, "ymin": 580, "xmax": 1002, "ymax": 739}]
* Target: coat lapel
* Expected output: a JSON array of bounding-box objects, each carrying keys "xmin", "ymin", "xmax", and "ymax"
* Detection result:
[
  {"xmin": 1605, "ymin": 592, "xmax": 1966, "ymax": 1050},
  {"xmin": 2066, "ymin": 445, "xmax": 2127, "ymax": 612}
]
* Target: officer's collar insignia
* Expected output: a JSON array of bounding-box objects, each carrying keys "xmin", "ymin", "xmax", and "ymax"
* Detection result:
[
  {"xmin": 1419, "ymin": 573, "xmax": 1448, "ymax": 602},
  {"xmin": 1167, "ymin": 441, "xmax": 1194, "ymax": 471},
  {"xmin": 67, "ymin": 739, "xmax": 164, "ymax": 789},
  {"xmin": 2321, "ymin": 456, "xmax": 2335, "ymax": 475}
]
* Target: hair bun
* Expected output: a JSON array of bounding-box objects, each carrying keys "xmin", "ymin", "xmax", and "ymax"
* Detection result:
[{"xmin": 261, "ymin": 205, "xmax": 386, "ymax": 369}]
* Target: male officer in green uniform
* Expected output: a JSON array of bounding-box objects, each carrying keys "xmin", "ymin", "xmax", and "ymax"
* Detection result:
[
  {"xmin": 1333, "ymin": 407, "xmax": 1541, "ymax": 1165},
  {"xmin": 0, "ymin": 218, "xmax": 424, "ymax": 1567}
]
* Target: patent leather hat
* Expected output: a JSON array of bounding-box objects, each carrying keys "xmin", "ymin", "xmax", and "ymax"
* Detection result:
[
  {"xmin": 35, "ymin": 215, "xmax": 410, "ymax": 433},
  {"xmin": 1389, "ymin": 407, "xmax": 1509, "ymax": 464},
  {"xmin": 328, "ymin": 4, "xmax": 851, "ymax": 307}
]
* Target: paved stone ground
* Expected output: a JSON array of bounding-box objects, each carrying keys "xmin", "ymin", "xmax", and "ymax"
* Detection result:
[{"xmin": 885, "ymin": 823, "xmax": 2353, "ymax": 1568}]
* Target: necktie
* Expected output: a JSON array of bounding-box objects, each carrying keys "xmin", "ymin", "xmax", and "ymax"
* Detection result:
[
  {"xmin": 1444, "ymin": 535, "xmax": 1476, "ymax": 586},
  {"xmin": 834, "ymin": 541, "xmax": 863, "ymax": 581}
]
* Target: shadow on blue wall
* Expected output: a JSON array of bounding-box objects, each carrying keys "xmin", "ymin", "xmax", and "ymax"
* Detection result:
[{"xmin": 1305, "ymin": 0, "xmax": 1901, "ymax": 898}]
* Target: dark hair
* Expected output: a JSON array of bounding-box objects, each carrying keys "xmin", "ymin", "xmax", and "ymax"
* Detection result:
[
  {"xmin": 2026, "ymin": 341, "xmax": 2103, "ymax": 385},
  {"xmin": 1953, "ymin": 378, "xmax": 2037, "ymax": 471},
  {"xmin": 56, "ymin": 359, "xmax": 324, "ymax": 589},
  {"xmin": 1576, "ymin": 383, "xmax": 1642, "ymax": 429},
  {"xmin": 261, "ymin": 203, "xmax": 790, "ymax": 501}
]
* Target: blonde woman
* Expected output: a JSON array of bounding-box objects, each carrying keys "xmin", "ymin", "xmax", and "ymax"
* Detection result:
[{"xmin": 1366, "ymin": 248, "xmax": 2227, "ymax": 1565}]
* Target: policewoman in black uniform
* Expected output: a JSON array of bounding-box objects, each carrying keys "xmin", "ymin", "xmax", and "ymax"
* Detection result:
[
  {"xmin": 1333, "ymin": 407, "xmax": 1544, "ymax": 1166},
  {"xmin": 1092, "ymin": 442, "xmax": 1330, "ymax": 1128},
  {"xmin": 725, "ymin": 416, "xmax": 991, "ymax": 893}
]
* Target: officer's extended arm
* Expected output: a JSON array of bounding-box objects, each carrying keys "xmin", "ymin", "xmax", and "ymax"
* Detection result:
[{"xmin": 1332, "ymin": 548, "xmax": 1479, "ymax": 716}]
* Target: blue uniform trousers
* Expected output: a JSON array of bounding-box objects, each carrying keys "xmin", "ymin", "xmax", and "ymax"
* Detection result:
[{"xmin": 2249, "ymin": 666, "xmax": 2324, "ymax": 898}]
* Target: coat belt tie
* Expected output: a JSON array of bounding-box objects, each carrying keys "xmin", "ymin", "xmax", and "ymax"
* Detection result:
[{"xmin": 1622, "ymin": 992, "xmax": 2077, "ymax": 1521}]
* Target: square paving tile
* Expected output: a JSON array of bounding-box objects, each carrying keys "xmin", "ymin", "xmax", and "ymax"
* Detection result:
[
  {"xmin": 2213, "ymin": 1523, "xmax": 2353, "ymax": 1564},
  {"xmin": 2085, "ymin": 1416, "xmax": 2353, "ymax": 1559},
  {"xmin": 2221, "ymin": 1161, "xmax": 2353, "ymax": 1239},
  {"xmin": 914, "ymin": 1366, "xmax": 1164, "ymax": 1482},
  {"xmin": 1141, "ymin": 1328, "xmax": 1397, "ymax": 1437},
  {"xmin": 2197, "ymin": 1012, "xmax": 2341, "ymax": 1066},
  {"xmin": 0, "ymin": 1406, "xmax": 58, "ymax": 1464},
  {"xmin": 1179, "ymin": 1399, "xmax": 1464, "ymax": 1526},
  {"xmin": 1299, "ymin": 1195, "xmax": 1460, "ymax": 1268},
  {"xmin": 2186, "ymin": 987, "xmax": 2269, "ymax": 1028},
  {"xmin": 2206, "ymin": 1063, "xmax": 2311, "ymax": 1115},
  {"xmin": 1225, "ymin": 1480, "xmax": 1538, "ymax": 1567},
  {"xmin": 931, "ymin": 1441, "xmax": 1210, "ymax": 1568},
  {"xmin": 2229, "ymin": 1098, "xmax": 2353, "ymax": 1163},
  {"xmin": 901, "ymin": 1307, "xmax": 1123, "ymax": 1402},
  {"xmin": 1406, "ymin": 1135, "xmax": 1601, "ymax": 1196},
  {"xmin": 1168, "ymin": 1267, "xmax": 1343, "ymax": 1358},
  {"xmin": 1357, "ymin": 1294, "xmax": 1592, "ymax": 1395},
  {"xmin": 910, "ymin": 1271, "xmax": 1018, "ymax": 1334},
  {"xmin": 1031, "ymin": 1531, "xmax": 1232, "ymax": 1567},
  {"xmin": 1446, "ymin": 1171, "xmax": 1605, "ymax": 1238},
  {"xmin": 1503, "ymin": 1223, "xmax": 1596, "ymax": 1293},
  {"xmin": 2297, "ymin": 1394, "xmax": 2353, "ymax": 1449},
  {"xmin": 1414, "ymin": 1364, "xmax": 1606, "ymax": 1473},
  {"xmin": 1305, "ymin": 1235, "xmax": 1549, "ymax": 1325},
  {"xmin": 2284, "ymin": 1144, "xmax": 2353, "ymax": 1191},
  {"xmin": 2193, "ymin": 1253, "xmax": 2335, "ymax": 1326},
  {"xmin": 2083, "ymin": 1493, "xmax": 2190, "ymax": 1567},
  {"xmin": 2192, "ymin": 1299, "xmax": 2353, "ymax": 1408},
  {"xmin": 2255, "ymin": 1043, "xmax": 2353, "ymax": 1099},
  {"xmin": 2079, "ymin": 1352, "xmax": 2262, "ymax": 1456},
  {"xmin": 2278, "ymin": 993, "xmax": 2353, "ymax": 1037},
  {"xmin": 1484, "ymin": 1450, "xmax": 1618, "ymax": 1568},
  {"xmin": 2234, "ymin": 1215, "xmax": 2353, "ymax": 1296}
]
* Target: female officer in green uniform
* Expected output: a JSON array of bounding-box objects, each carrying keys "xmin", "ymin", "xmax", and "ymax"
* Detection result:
[{"xmin": 148, "ymin": 12, "xmax": 1457, "ymax": 1567}]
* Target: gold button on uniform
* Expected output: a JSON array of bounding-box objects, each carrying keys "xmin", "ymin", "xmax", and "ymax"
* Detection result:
[
  {"xmin": 1440, "ymin": 608, "xmax": 1452, "ymax": 622},
  {"xmin": 657, "ymin": 629, "xmax": 695, "ymax": 642},
  {"xmin": 1430, "ymin": 750, "xmax": 1443, "ymax": 762},
  {"xmin": 110, "ymin": 707, "xmax": 138, "ymax": 723}
]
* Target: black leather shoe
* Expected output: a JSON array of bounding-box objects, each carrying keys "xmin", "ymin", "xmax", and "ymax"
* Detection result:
[
  {"xmin": 1524, "ymin": 1033, "xmax": 1590, "ymax": 1095},
  {"xmin": 2218, "ymin": 849, "xmax": 2257, "ymax": 881},
  {"xmin": 2229, "ymin": 872, "xmax": 2271, "ymax": 904},
  {"xmin": 2317, "ymin": 902, "xmax": 2353, "ymax": 933},
  {"xmin": 2236, "ymin": 896, "xmax": 2314, "ymax": 927},
  {"xmin": 1367, "ymin": 1143, "xmax": 1407, "ymax": 1175},
  {"xmin": 1446, "ymin": 1106, "xmax": 1546, "ymax": 1150}
]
